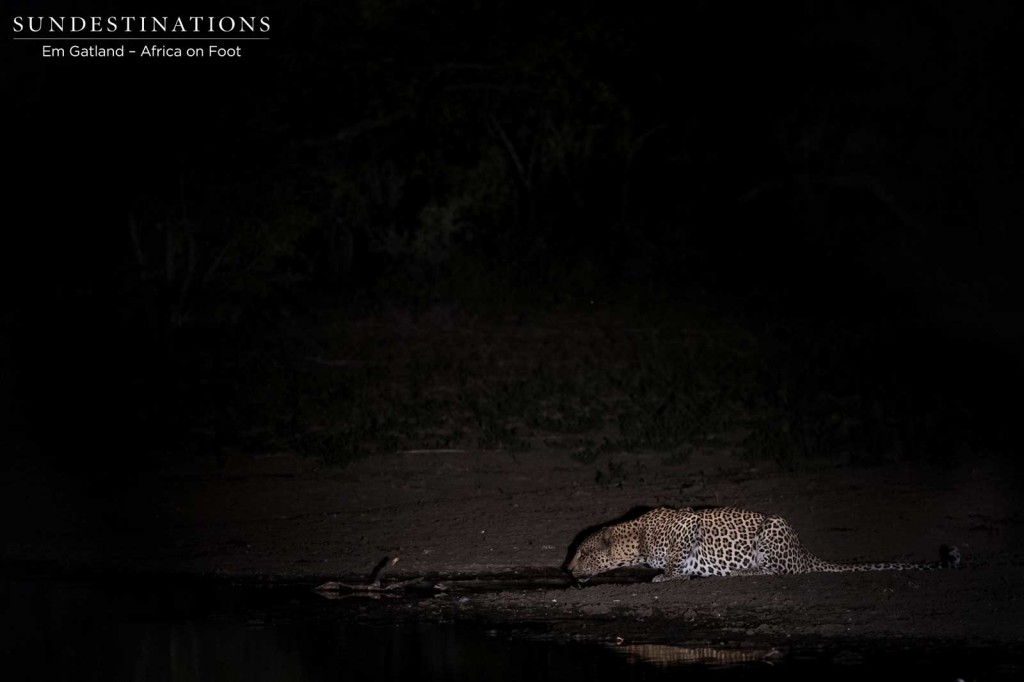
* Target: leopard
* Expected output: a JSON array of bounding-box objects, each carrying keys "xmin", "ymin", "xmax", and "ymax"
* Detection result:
[{"xmin": 566, "ymin": 506, "xmax": 960, "ymax": 583}]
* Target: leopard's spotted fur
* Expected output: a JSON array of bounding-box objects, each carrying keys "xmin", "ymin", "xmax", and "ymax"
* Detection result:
[{"xmin": 566, "ymin": 507, "xmax": 960, "ymax": 582}]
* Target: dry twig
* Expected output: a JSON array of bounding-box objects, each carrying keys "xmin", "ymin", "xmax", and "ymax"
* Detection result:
[{"xmin": 315, "ymin": 556, "xmax": 430, "ymax": 596}]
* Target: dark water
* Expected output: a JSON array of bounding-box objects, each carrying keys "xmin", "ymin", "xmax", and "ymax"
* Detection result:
[{"xmin": 3, "ymin": 577, "xmax": 1020, "ymax": 681}]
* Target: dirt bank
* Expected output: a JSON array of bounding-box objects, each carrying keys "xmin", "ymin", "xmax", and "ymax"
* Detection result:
[{"xmin": 5, "ymin": 443, "xmax": 1022, "ymax": 647}]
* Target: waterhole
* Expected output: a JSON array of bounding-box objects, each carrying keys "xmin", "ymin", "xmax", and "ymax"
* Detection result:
[{"xmin": 4, "ymin": 576, "xmax": 1019, "ymax": 681}]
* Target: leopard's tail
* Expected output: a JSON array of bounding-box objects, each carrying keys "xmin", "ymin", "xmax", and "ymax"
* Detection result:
[{"xmin": 810, "ymin": 545, "xmax": 961, "ymax": 573}]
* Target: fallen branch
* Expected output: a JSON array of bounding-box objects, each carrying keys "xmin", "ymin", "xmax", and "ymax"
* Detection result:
[{"xmin": 315, "ymin": 556, "xmax": 436, "ymax": 595}]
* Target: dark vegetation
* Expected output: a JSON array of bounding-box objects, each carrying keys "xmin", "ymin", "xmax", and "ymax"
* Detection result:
[{"xmin": 4, "ymin": 1, "xmax": 1021, "ymax": 467}]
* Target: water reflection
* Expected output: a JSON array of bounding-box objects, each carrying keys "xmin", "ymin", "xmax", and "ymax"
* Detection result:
[
  {"xmin": 4, "ymin": 578, "xmax": 1020, "ymax": 681},
  {"xmin": 609, "ymin": 643, "xmax": 782, "ymax": 668}
]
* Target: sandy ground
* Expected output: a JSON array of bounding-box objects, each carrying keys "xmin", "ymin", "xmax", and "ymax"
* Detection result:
[{"xmin": 5, "ymin": 441, "xmax": 1023, "ymax": 648}]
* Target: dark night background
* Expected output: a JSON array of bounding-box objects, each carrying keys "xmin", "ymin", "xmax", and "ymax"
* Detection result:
[
  {"xmin": 4, "ymin": 5, "xmax": 1024, "ymax": 676},
  {"xmin": 3, "ymin": 0, "xmax": 1022, "ymax": 471}
]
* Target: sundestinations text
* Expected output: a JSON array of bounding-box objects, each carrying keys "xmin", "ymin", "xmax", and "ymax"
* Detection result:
[{"xmin": 12, "ymin": 16, "xmax": 270, "ymax": 35}]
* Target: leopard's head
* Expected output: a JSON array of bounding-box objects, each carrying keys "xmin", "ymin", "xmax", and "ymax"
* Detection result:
[{"xmin": 566, "ymin": 525, "xmax": 643, "ymax": 582}]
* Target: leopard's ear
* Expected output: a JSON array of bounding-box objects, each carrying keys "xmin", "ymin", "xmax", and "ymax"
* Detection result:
[{"xmin": 600, "ymin": 528, "xmax": 615, "ymax": 547}]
